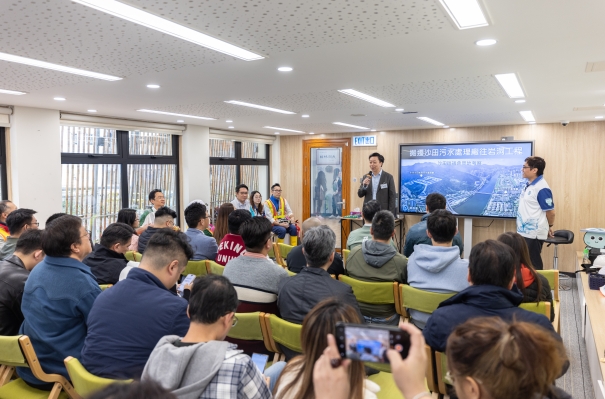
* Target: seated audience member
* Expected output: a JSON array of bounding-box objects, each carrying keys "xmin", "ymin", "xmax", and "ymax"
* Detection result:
[
  {"xmin": 81, "ymin": 230, "xmax": 193, "ymax": 379},
  {"xmin": 346, "ymin": 200, "xmax": 395, "ymax": 250},
  {"xmin": 142, "ymin": 275, "xmax": 274, "ymax": 398},
  {"xmin": 498, "ymin": 231, "xmax": 554, "ymax": 320},
  {"xmin": 403, "ymin": 193, "xmax": 463, "ymax": 257},
  {"xmin": 407, "ymin": 209, "xmax": 469, "ymax": 329},
  {"xmin": 286, "ymin": 217, "xmax": 344, "ymax": 276},
  {"xmin": 0, "ymin": 230, "xmax": 44, "ymax": 336},
  {"xmin": 0, "ymin": 208, "xmax": 38, "ymax": 259},
  {"xmin": 213, "ymin": 203, "xmax": 235, "ymax": 244},
  {"xmin": 216, "ymin": 209, "xmax": 252, "ymax": 265},
  {"xmin": 274, "ymin": 298, "xmax": 377, "ymax": 399},
  {"xmin": 138, "ymin": 189, "xmax": 166, "ymax": 233},
  {"xmin": 45, "ymin": 212, "xmax": 67, "ymax": 226},
  {"xmin": 137, "ymin": 206, "xmax": 177, "ymax": 253},
  {"xmin": 223, "ymin": 217, "xmax": 288, "ymax": 314},
  {"xmin": 231, "ymin": 183, "xmax": 250, "ymax": 210},
  {"xmin": 17, "ymin": 215, "xmax": 100, "ymax": 388},
  {"xmin": 88, "ymin": 380, "xmax": 177, "ymax": 399},
  {"xmin": 423, "ymin": 240, "xmax": 556, "ymax": 353},
  {"xmin": 279, "ymin": 225, "xmax": 362, "ymax": 325},
  {"xmin": 345, "ymin": 210, "xmax": 407, "ymax": 325},
  {"xmin": 0, "ymin": 200, "xmax": 17, "ymax": 242},
  {"xmin": 83, "ymin": 223, "xmax": 134, "ymax": 285},
  {"xmin": 184, "ymin": 202, "xmax": 218, "ymax": 261},
  {"xmin": 117, "ymin": 208, "xmax": 140, "ymax": 252}
]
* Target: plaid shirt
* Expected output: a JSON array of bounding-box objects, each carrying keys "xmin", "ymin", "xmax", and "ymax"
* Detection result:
[{"xmin": 199, "ymin": 345, "xmax": 272, "ymax": 399}]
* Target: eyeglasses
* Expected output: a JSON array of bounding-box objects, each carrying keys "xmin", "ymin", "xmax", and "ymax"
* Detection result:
[
  {"xmin": 521, "ymin": 166, "xmax": 531, "ymax": 169},
  {"xmin": 232, "ymin": 315, "xmax": 238, "ymax": 327},
  {"xmin": 29, "ymin": 222, "xmax": 40, "ymax": 227},
  {"xmin": 445, "ymin": 371, "xmax": 482, "ymax": 386},
  {"xmin": 272, "ymin": 189, "xmax": 282, "ymax": 192},
  {"xmin": 154, "ymin": 196, "xmax": 166, "ymax": 200},
  {"xmin": 81, "ymin": 230, "xmax": 92, "ymax": 238}
]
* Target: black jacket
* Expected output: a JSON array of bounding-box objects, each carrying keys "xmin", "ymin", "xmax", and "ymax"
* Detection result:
[
  {"xmin": 286, "ymin": 246, "xmax": 345, "ymax": 277},
  {"xmin": 521, "ymin": 274, "xmax": 554, "ymax": 321},
  {"xmin": 357, "ymin": 170, "xmax": 397, "ymax": 216},
  {"xmin": 0, "ymin": 255, "xmax": 30, "ymax": 335},
  {"xmin": 137, "ymin": 226, "xmax": 162, "ymax": 254},
  {"xmin": 83, "ymin": 244, "xmax": 128, "ymax": 285}
]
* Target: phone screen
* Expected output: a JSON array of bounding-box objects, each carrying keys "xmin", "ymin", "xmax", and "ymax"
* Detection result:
[
  {"xmin": 177, "ymin": 274, "xmax": 196, "ymax": 296},
  {"xmin": 251, "ymin": 353, "xmax": 269, "ymax": 373},
  {"xmin": 335, "ymin": 323, "xmax": 410, "ymax": 364}
]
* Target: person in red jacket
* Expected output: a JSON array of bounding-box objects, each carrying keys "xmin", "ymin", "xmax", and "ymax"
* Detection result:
[{"xmin": 216, "ymin": 210, "xmax": 252, "ymax": 266}]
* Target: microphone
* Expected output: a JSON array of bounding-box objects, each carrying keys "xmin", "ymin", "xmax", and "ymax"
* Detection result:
[{"xmin": 362, "ymin": 170, "xmax": 372, "ymax": 188}]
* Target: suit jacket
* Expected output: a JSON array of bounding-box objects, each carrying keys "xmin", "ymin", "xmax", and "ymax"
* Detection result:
[{"xmin": 357, "ymin": 170, "xmax": 397, "ymax": 216}]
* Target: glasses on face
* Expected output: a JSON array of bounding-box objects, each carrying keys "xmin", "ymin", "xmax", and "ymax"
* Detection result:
[
  {"xmin": 155, "ymin": 196, "xmax": 165, "ymax": 200},
  {"xmin": 522, "ymin": 166, "xmax": 530, "ymax": 169},
  {"xmin": 81, "ymin": 230, "xmax": 92, "ymax": 238},
  {"xmin": 232, "ymin": 315, "xmax": 238, "ymax": 327},
  {"xmin": 272, "ymin": 189, "xmax": 282, "ymax": 193},
  {"xmin": 29, "ymin": 222, "xmax": 40, "ymax": 227}
]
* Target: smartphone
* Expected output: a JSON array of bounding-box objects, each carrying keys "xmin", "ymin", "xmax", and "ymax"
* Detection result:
[
  {"xmin": 251, "ymin": 353, "xmax": 269, "ymax": 373},
  {"xmin": 335, "ymin": 322, "xmax": 410, "ymax": 364},
  {"xmin": 177, "ymin": 274, "xmax": 196, "ymax": 297}
]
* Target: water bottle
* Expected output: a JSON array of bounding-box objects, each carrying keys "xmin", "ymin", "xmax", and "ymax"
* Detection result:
[{"xmin": 583, "ymin": 248, "xmax": 590, "ymax": 264}]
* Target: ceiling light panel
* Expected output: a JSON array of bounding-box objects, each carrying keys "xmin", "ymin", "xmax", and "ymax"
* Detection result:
[
  {"xmin": 494, "ymin": 73, "xmax": 525, "ymax": 98},
  {"xmin": 0, "ymin": 88, "xmax": 26, "ymax": 95},
  {"xmin": 439, "ymin": 0, "xmax": 489, "ymax": 29},
  {"xmin": 417, "ymin": 117, "xmax": 445, "ymax": 126},
  {"xmin": 519, "ymin": 111, "xmax": 535, "ymax": 122},
  {"xmin": 0, "ymin": 52, "xmax": 122, "ymax": 81},
  {"xmin": 71, "ymin": 0, "xmax": 264, "ymax": 61},
  {"xmin": 333, "ymin": 122, "xmax": 371, "ymax": 130},
  {"xmin": 338, "ymin": 89, "xmax": 396, "ymax": 107},
  {"xmin": 225, "ymin": 101, "xmax": 296, "ymax": 114},
  {"xmin": 264, "ymin": 126, "xmax": 305, "ymax": 133},
  {"xmin": 137, "ymin": 109, "xmax": 216, "ymax": 120}
]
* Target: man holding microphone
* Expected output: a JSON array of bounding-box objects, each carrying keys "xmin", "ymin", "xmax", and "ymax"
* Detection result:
[{"xmin": 357, "ymin": 152, "xmax": 398, "ymax": 216}]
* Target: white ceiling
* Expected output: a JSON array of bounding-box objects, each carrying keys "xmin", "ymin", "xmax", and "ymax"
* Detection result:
[{"xmin": 1, "ymin": 0, "xmax": 605, "ymax": 135}]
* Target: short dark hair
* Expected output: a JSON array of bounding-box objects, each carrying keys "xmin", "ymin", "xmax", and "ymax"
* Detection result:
[
  {"xmin": 87, "ymin": 380, "xmax": 177, "ymax": 399},
  {"xmin": 362, "ymin": 200, "xmax": 381, "ymax": 223},
  {"xmin": 239, "ymin": 217, "xmax": 272, "ymax": 252},
  {"xmin": 148, "ymin": 189, "xmax": 163, "ymax": 201},
  {"xmin": 468, "ymin": 240, "xmax": 516, "ymax": 288},
  {"xmin": 369, "ymin": 152, "xmax": 384, "ymax": 163},
  {"xmin": 184, "ymin": 202, "xmax": 207, "ymax": 228},
  {"xmin": 41, "ymin": 215, "xmax": 83, "ymax": 257},
  {"xmin": 7, "ymin": 208, "xmax": 36, "ymax": 235},
  {"xmin": 371, "ymin": 210, "xmax": 395, "ymax": 241},
  {"xmin": 117, "ymin": 209, "xmax": 137, "ymax": 227},
  {"xmin": 100, "ymin": 223, "xmax": 134, "ymax": 249},
  {"xmin": 154, "ymin": 206, "xmax": 177, "ymax": 224},
  {"xmin": 271, "ymin": 183, "xmax": 281, "ymax": 191},
  {"xmin": 188, "ymin": 275, "xmax": 238, "ymax": 324},
  {"xmin": 0, "ymin": 200, "xmax": 13, "ymax": 215},
  {"xmin": 425, "ymin": 193, "xmax": 446, "ymax": 212},
  {"xmin": 142, "ymin": 229, "xmax": 193, "ymax": 269},
  {"xmin": 427, "ymin": 209, "xmax": 457, "ymax": 243},
  {"xmin": 228, "ymin": 209, "xmax": 252, "ymax": 235},
  {"xmin": 235, "ymin": 184, "xmax": 249, "ymax": 194},
  {"xmin": 525, "ymin": 156, "xmax": 546, "ymax": 176},
  {"xmin": 15, "ymin": 229, "xmax": 43, "ymax": 255},
  {"xmin": 46, "ymin": 213, "xmax": 67, "ymax": 226}
]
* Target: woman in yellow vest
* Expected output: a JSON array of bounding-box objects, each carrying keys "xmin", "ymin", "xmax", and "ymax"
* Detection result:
[{"xmin": 265, "ymin": 183, "xmax": 298, "ymax": 246}]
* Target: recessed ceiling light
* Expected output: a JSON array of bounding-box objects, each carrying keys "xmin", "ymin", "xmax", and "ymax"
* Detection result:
[
  {"xmin": 137, "ymin": 109, "xmax": 216, "ymax": 120},
  {"xmin": 225, "ymin": 100, "xmax": 296, "ymax": 114},
  {"xmin": 309, "ymin": 132, "xmax": 315, "ymax": 135},
  {"xmin": 515, "ymin": 99, "xmax": 526, "ymax": 103},
  {"xmin": 338, "ymin": 89, "xmax": 396, "ymax": 108},
  {"xmin": 439, "ymin": 0, "xmax": 489, "ymax": 29},
  {"xmin": 264, "ymin": 126, "xmax": 305, "ymax": 133},
  {"xmin": 302, "ymin": 114, "xmax": 310, "ymax": 118},
  {"xmin": 54, "ymin": 97, "xmax": 66, "ymax": 101},
  {"xmin": 519, "ymin": 111, "xmax": 535, "ymax": 122},
  {"xmin": 274, "ymin": 132, "xmax": 280, "ymax": 135},
  {"xmin": 475, "ymin": 39, "xmax": 497, "ymax": 46},
  {"xmin": 71, "ymin": 0, "xmax": 263, "ymax": 61},
  {"xmin": 177, "ymin": 119, "xmax": 184, "ymax": 123},
  {"xmin": 0, "ymin": 88, "xmax": 26, "ymax": 95},
  {"xmin": 596, "ymin": 116, "xmax": 604, "ymax": 119},
  {"xmin": 228, "ymin": 126, "xmax": 235, "ymax": 129},
  {"xmin": 278, "ymin": 67, "xmax": 293, "ymax": 72},
  {"xmin": 0, "ymin": 51, "xmax": 122, "ymax": 81},
  {"xmin": 417, "ymin": 117, "xmax": 445, "ymax": 126},
  {"xmin": 395, "ymin": 108, "xmax": 404, "ymax": 112},
  {"xmin": 494, "ymin": 73, "xmax": 525, "ymax": 98},
  {"xmin": 226, "ymin": 120, "xmax": 233, "ymax": 123},
  {"xmin": 147, "ymin": 84, "xmax": 160, "ymax": 89},
  {"xmin": 333, "ymin": 122, "xmax": 370, "ymax": 130},
  {"xmin": 87, "ymin": 109, "xmax": 97, "ymax": 113},
  {"xmin": 443, "ymin": 125, "xmax": 450, "ymax": 128}
]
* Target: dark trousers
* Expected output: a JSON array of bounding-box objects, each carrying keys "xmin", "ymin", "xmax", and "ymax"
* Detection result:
[{"xmin": 524, "ymin": 237, "xmax": 545, "ymax": 270}]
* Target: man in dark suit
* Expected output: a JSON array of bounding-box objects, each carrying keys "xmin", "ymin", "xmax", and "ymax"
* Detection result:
[{"xmin": 357, "ymin": 152, "xmax": 397, "ymax": 216}]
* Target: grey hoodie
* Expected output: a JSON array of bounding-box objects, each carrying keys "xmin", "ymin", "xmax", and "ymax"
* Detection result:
[
  {"xmin": 142, "ymin": 336, "xmax": 233, "ymax": 399},
  {"xmin": 361, "ymin": 240, "xmax": 398, "ymax": 268}
]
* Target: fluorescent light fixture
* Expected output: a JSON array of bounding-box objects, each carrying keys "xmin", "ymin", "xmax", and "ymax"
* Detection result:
[
  {"xmin": 371, "ymin": 129, "xmax": 377, "ymax": 132},
  {"xmin": 443, "ymin": 125, "xmax": 450, "ymax": 128},
  {"xmin": 515, "ymin": 99, "xmax": 526, "ymax": 103},
  {"xmin": 519, "ymin": 111, "xmax": 535, "ymax": 122},
  {"xmin": 309, "ymin": 132, "xmax": 315, "ymax": 135},
  {"xmin": 475, "ymin": 39, "xmax": 497, "ymax": 46},
  {"xmin": 228, "ymin": 126, "xmax": 235, "ymax": 129},
  {"xmin": 494, "ymin": 73, "xmax": 525, "ymax": 98},
  {"xmin": 333, "ymin": 122, "xmax": 370, "ymax": 130},
  {"xmin": 274, "ymin": 132, "xmax": 280, "ymax": 135},
  {"xmin": 0, "ymin": 51, "xmax": 122, "ymax": 81},
  {"xmin": 596, "ymin": 116, "xmax": 604, "ymax": 119},
  {"xmin": 54, "ymin": 97, "xmax": 66, "ymax": 101},
  {"xmin": 87, "ymin": 109, "xmax": 97, "ymax": 113},
  {"xmin": 0, "ymin": 88, "xmax": 26, "ymax": 95},
  {"xmin": 417, "ymin": 117, "xmax": 445, "ymax": 126},
  {"xmin": 338, "ymin": 89, "xmax": 395, "ymax": 108},
  {"xmin": 439, "ymin": 0, "xmax": 488, "ymax": 29},
  {"xmin": 147, "ymin": 84, "xmax": 160, "ymax": 89},
  {"xmin": 395, "ymin": 108, "xmax": 404, "ymax": 112},
  {"xmin": 137, "ymin": 109, "xmax": 216, "ymax": 120},
  {"xmin": 302, "ymin": 114, "xmax": 310, "ymax": 118},
  {"xmin": 278, "ymin": 67, "xmax": 293, "ymax": 72},
  {"xmin": 264, "ymin": 126, "xmax": 305, "ymax": 133},
  {"xmin": 71, "ymin": 0, "xmax": 264, "ymax": 61},
  {"xmin": 226, "ymin": 120, "xmax": 233, "ymax": 123},
  {"xmin": 225, "ymin": 100, "xmax": 296, "ymax": 114},
  {"xmin": 177, "ymin": 119, "xmax": 184, "ymax": 123}
]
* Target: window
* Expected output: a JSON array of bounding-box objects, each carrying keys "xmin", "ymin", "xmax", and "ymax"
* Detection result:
[
  {"xmin": 0, "ymin": 128, "xmax": 8, "ymax": 200},
  {"xmin": 61, "ymin": 126, "xmax": 179, "ymax": 241},
  {"xmin": 209, "ymin": 139, "xmax": 269, "ymax": 218}
]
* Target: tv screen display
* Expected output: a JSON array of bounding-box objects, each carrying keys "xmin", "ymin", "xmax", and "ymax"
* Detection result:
[{"xmin": 399, "ymin": 141, "xmax": 534, "ymax": 218}]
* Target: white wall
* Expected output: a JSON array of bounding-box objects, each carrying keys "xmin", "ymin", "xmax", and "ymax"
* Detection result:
[
  {"xmin": 271, "ymin": 136, "xmax": 280, "ymax": 186},
  {"xmin": 9, "ymin": 107, "xmax": 61, "ymax": 227},
  {"xmin": 181, "ymin": 124, "xmax": 210, "ymax": 206}
]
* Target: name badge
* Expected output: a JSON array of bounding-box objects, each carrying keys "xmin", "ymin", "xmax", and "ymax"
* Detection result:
[{"xmin": 380, "ymin": 183, "xmax": 388, "ymax": 189}]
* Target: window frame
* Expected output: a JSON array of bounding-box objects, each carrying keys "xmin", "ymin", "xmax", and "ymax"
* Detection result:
[
  {"xmin": 209, "ymin": 141, "xmax": 270, "ymax": 189},
  {"xmin": 0, "ymin": 128, "xmax": 7, "ymax": 200}
]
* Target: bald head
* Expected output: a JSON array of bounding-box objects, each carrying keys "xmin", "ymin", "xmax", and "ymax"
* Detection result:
[{"xmin": 301, "ymin": 217, "xmax": 322, "ymax": 238}]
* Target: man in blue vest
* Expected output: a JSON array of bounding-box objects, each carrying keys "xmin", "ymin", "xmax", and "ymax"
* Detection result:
[{"xmin": 265, "ymin": 183, "xmax": 298, "ymax": 246}]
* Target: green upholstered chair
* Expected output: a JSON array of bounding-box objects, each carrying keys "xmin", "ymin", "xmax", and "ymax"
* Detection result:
[
  {"xmin": 342, "ymin": 249, "xmax": 350, "ymax": 265},
  {"xmin": 286, "ymin": 269, "xmax": 296, "ymax": 277},
  {"xmin": 98, "ymin": 284, "xmax": 113, "ymax": 291},
  {"xmin": 262, "ymin": 314, "xmax": 302, "ymax": 362},
  {"xmin": 519, "ymin": 301, "xmax": 552, "ymax": 319},
  {"xmin": 399, "ymin": 284, "xmax": 456, "ymax": 320},
  {"xmin": 537, "ymin": 269, "xmax": 560, "ymax": 332},
  {"xmin": 0, "ymin": 335, "xmax": 77, "ymax": 399},
  {"xmin": 181, "ymin": 260, "xmax": 208, "ymax": 277},
  {"xmin": 277, "ymin": 243, "xmax": 294, "ymax": 267},
  {"xmin": 64, "ymin": 356, "xmax": 131, "ymax": 398},
  {"xmin": 268, "ymin": 244, "xmax": 276, "ymax": 260},
  {"xmin": 227, "ymin": 312, "xmax": 264, "ymax": 342},
  {"xmin": 206, "ymin": 261, "xmax": 225, "ymax": 275},
  {"xmin": 124, "ymin": 251, "xmax": 135, "ymax": 262}
]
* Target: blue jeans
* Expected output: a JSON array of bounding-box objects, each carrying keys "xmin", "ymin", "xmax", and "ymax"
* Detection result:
[
  {"xmin": 264, "ymin": 361, "xmax": 287, "ymax": 392},
  {"xmin": 272, "ymin": 224, "xmax": 298, "ymax": 239},
  {"xmin": 363, "ymin": 313, "xmax": 400, "ymax": 326}
]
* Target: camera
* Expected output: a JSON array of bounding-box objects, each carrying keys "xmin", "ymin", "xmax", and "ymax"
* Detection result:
[{"xmin": 560, "ymin": 121, "xmax": 569, "ymax": 127}]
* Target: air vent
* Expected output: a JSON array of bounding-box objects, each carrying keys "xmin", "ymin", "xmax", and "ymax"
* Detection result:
[
  {"xmin": 401, "ymin": 111, "xmax": 418, "ymax": 114},
  {"xmin": 351, "ymin": 114, "xmax": 366, "ymax": 117},
  {"xmin": 585, "ymin": 62, "xmax": 605, "ymax": 72}
]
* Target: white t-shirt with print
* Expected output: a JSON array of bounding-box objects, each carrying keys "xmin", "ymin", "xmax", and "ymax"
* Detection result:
[{"xmin": 517, "ymin": 176, "xmax": 554, "ymax": 240}]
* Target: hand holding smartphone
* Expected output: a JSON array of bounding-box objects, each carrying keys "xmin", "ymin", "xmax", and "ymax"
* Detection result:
[
  {"xmin": 335, "ymin": 322, "xmax": 410, "ymax": 364},
  {"xmin": 177, "ymin": 274, "xmax": 196, "ymax": 297}
]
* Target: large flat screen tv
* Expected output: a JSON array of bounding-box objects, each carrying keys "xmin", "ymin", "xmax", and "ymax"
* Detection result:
[{"xmin": 399, "ymin": 141, "xmax": 534, "ymax": 218}]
